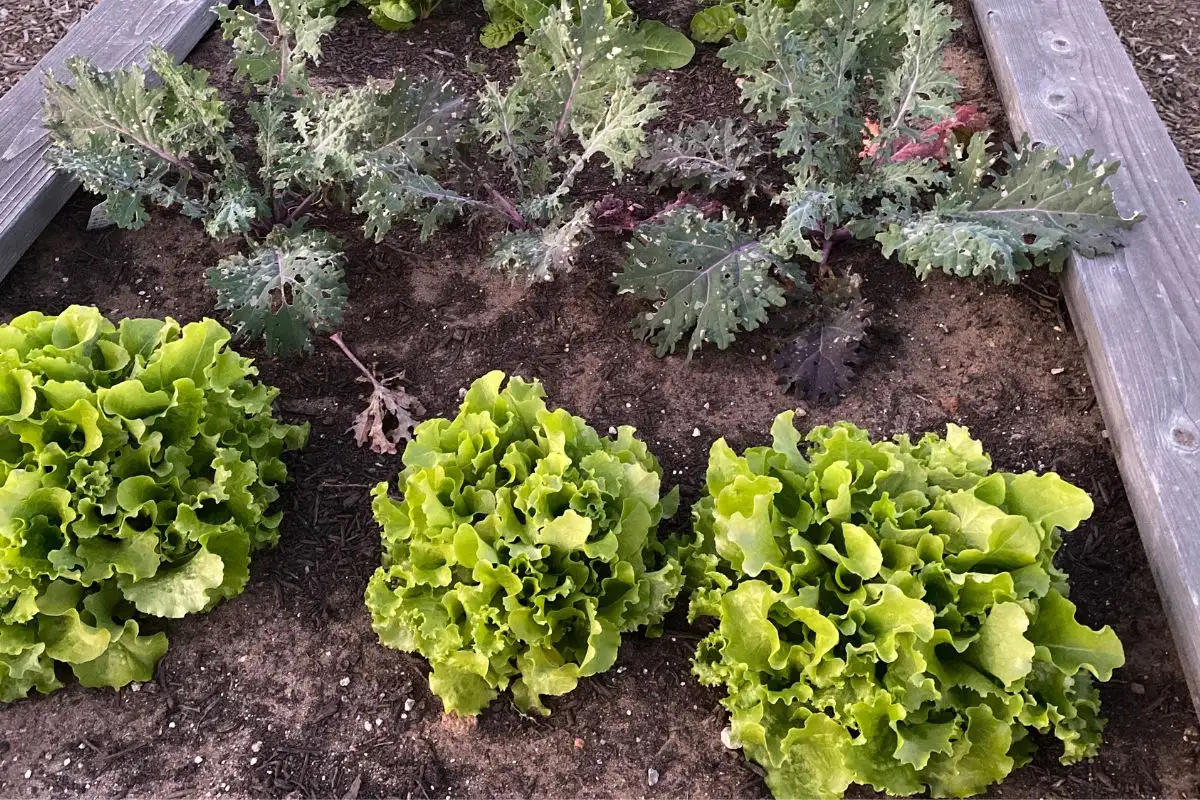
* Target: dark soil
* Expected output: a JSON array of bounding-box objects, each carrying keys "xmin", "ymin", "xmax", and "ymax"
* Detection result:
[{"xmin": 1, "ymin": 2, "xmax": 1198, "ymax": 798}]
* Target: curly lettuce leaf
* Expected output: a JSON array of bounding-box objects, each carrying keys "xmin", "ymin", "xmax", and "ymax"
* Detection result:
[
  {"xmin": 688, "ymin": 415, "xmax": 1124, "ymax": 798},
  {"xmin": 365, "ymin": 371, "xmax": 683, "ymax": 716},
  {"xmin": 0, "ymin": 307, "xmax": 306, "ymax": 702}
]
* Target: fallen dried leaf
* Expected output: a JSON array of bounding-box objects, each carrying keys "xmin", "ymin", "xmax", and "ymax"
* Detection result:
[
  {"xmin": 938, "ymin": 395, "xmax": 960, "ymax": 415},
  {"xmin": 330, "ymin": 333, "xmax": 424, "ymax": 454}
]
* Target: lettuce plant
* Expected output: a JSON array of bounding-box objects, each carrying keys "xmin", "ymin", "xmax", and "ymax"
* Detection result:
[
  {"xmin": 365, "ymin": 371, "xmax": 683, "ymax": 716},
  {"xmin": 0, "ymin": 307, "xmax": 307, "ymax": 701},
  {"xmin": 323, "ymin": 0, "xmax": 442, "ymax": 31},
  {"xmin": 686, "ymin": 414, "xmax": 1125, "ymax": 798},
  {"xmin": 480, "ymin": 0, "xmax": 694, "ymax": 70}
]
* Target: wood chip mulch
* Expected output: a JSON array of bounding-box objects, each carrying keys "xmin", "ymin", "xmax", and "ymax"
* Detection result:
[
  {"xmin": 1101, "ymin": 0, "xmax": 1200, "ymax": 184},
  {"xmin": 0, "ymin": 0, "xmax": 99, "ymax": 95}
]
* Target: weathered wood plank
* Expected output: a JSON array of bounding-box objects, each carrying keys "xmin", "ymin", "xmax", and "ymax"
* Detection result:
[
  {"xmin": 0, "ymin": 0, "xmax": 218, "ymax": 281},
  {"xmin": 969, "ymin": 0, "xmax": 1200, "ymax": 714}
]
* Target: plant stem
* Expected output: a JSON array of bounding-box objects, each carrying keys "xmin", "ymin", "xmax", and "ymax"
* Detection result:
[
  {"xmin": 281, "ymin": 189, "xmax": 321, "ymax": 227},
  {"xmin": 329, "ymin": 333, "xmax": 381, "ymax": 391},
  {"xmin": 483, "ymin": 184, "xmax": 529, "ymax": 229},
  {"xmin": 817, "ymin": 226, "xmax": 852, "ymax": 279}
]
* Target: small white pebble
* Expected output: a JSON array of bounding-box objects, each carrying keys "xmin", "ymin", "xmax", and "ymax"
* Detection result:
[
  {"xmin": 339, "ymin": 677, "xmax": 350, "ymax": 687},
  {"xmin": 250, "ymin": 757, "xmax": 259, "ymax": 766},
  {"xmin": 194, "ymin": 756, "xmax": 203, "ymax": 765},
  {"xmin": 691, "ymin": 427, "xmax": 700, "ymax": 437},
  {"xmin": 404, "ymin": 698, "xmax": 415, "ymax": 712},
  {"xmin": 251, "ymin": 741, "xmax": 263, "ymax": 753}
]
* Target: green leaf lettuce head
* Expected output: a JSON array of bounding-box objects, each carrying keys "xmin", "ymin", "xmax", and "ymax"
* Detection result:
[
  {"xmin": 365, "ymin": 370, "xmax": 684, "ymax": 716},
  {"xmin": 687, "ymin": 414, "xmax": 1124, "ymax": 799},
  {"xmin": 0, "ymin": 307, "xmax": 307, "ymax": 701}
]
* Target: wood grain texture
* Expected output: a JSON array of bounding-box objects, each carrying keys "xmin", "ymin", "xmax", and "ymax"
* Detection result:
[
  {"xmin": 0, "ymin": 0, "xmax": 219, "ymax": 281},
  {"xmin": 970, "ymin": 0, "xmax": 1200, "ymax": 715}
]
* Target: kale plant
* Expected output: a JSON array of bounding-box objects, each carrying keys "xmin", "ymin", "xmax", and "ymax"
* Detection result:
[
  {"xmin": 620, "ymin": 0, "xmax": 1141, "ymax": 400},
  {"xmin": 468, "ymin": 0, "xmax": 668, "ymax": 279},
  {"xmin": 44, "ymin": 0, "xmax": 467, "ymax": 354}
]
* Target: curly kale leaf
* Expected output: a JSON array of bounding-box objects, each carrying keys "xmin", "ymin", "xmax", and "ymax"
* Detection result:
[
  {"xmin": 615, "ymin": 208, "xmax": 802, "ymax": 357},
  {"xmin": 350, "ymin": 73, "xmax": 474, "ymax": 239},
  {"xmin": 479, "ymin": 0, "xmax": 692, "ymax": 69},
  {"xmin": 718, "ymin": 0, "xmax": 965, "ymax": 254},
  {"xmin": 204, "ymin": 175, "xmax": 265, "ymax": 238},
  {"xmin": 478, "ymin": 0, "xmax": 662, "ymax": 186},
  {"xmin": 768, "ymin": 184, "xmax": 854, "ymax": 261},
  {"xmin": 477, "ymin": 79, "xmax": 534, "ymax": 179},
  {"xmin": 718, "ymin": 1, "xmax": 816, "ymax": 123},
  {"xmin": 870, "ymin": 0, "xmax": 959, "ymax": 138},
  {"xmin": 475, "ymin": 0, "xmax": 665, "ymax": 258},
  {"xmin": 44, "ymin": 48, "xmax": 248, "ymax": 230},
  {"xmin": 520, "ymin": 0, "xmax": 645, "ymax": 141},
  {"xmin": 217, "ymin": 0, "xmax": 338, "ymax": 89},
  {"xmin": 877, "ymin": 134, "xmax": 1142, "ymax": 282},
  {"xmin": 356, "ymin": 171, "xmax": 476, "ymax": 242},
  {"xmin": 208, "ymin": 226, "xmax": 348, "ymax": 353},
  {"xmin": 534, "ymin": 79, "xmax": 662, "ymax": 213},
  {"xmin": 287, "ymin": 86, "xmax": 378, "ymax": 186},
  {"xmin": 776, "ymin": 299, "xmax": 871, "ymax": 402},
  {"xmin": 640, "ymin": 119, "xmax": 764, "ymax": 196},
  {"xmin": 365, "ymin": 72, "xmax": 466, "ymax": 171},
  {"xmin": 490, "ymin": 206, "xmax": 593, "ymax": 282}
]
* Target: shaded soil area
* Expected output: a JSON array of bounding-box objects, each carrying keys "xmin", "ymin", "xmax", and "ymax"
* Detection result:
[
  {"xmin": 1, "ymin": 1, "xmax": 1198, "ymax": 798},
  {"xmin": 1099, "ymin": 0, "xmax": 1200, "ymax": 184}
]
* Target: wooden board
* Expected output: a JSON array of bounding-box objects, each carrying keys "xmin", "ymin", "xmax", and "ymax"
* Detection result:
[
  {"xmin": 0, "ymin": 0, "xmax": 218, "ymax": 281},
  {"xmin": 970, "ymin": 0, "xmax": 1200, "ymax": 715}
]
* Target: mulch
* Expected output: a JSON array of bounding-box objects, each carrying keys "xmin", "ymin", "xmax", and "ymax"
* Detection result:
[
  {"xmin": 0, "ymin": 0, "xmax": 98, "ymax": 94},
  {"xmin": 1100, "ymin": 0, "xmax": 1199, "ymax": 182}
]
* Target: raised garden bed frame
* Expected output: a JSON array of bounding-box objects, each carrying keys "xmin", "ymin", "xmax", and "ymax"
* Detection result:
[
  {"xmin": 970, "ymin": 0, "xmax": 1200, "ymax": 718},
  {"xmin": 0, "ymin": 0, "xmax": 218, "ymax": 281},
  {"xmin": 2, "ymin": 0, "xmax": 1199, "ymax": 721}
]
